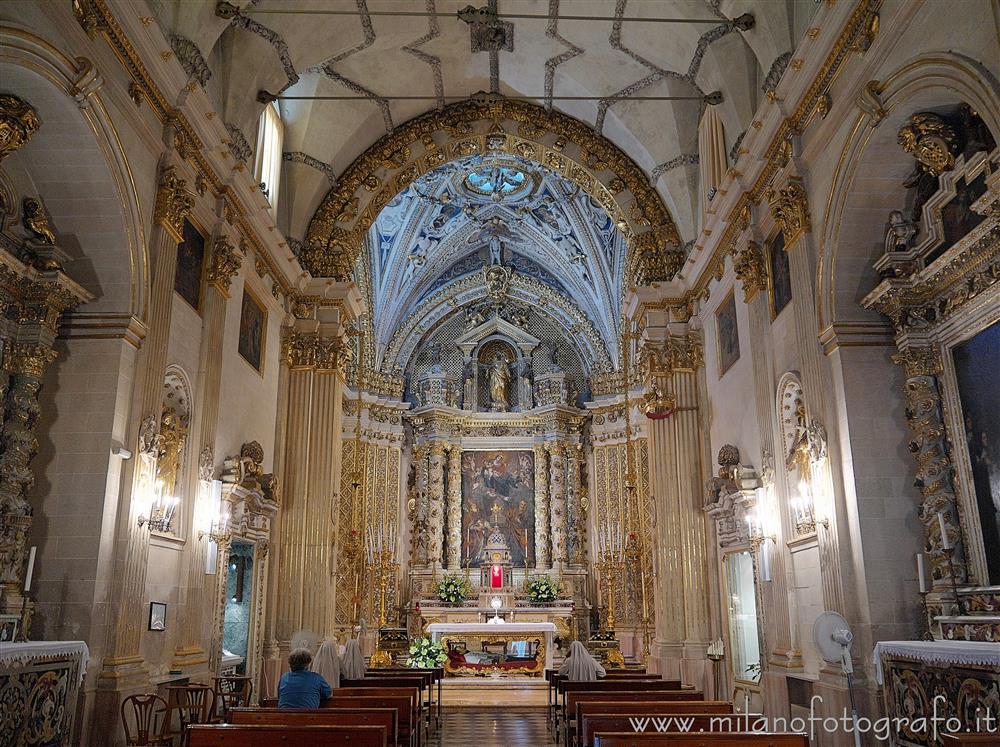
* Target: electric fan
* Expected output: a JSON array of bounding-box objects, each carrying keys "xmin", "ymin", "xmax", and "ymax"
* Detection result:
[{"xmin": 812, "ymin": 611, "xmax": 862, "ymax": 747}]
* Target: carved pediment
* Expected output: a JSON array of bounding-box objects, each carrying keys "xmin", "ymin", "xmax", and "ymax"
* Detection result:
[{"xmin": 455, "ymin": 315, "xmax": 541, "ymax": 356}]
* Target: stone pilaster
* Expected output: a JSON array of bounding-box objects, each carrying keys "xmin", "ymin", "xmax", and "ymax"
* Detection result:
[
  {"xmin": 273, "ymin": 282, "xmax": 362, "ymax": 646},
  {"xmin": 426, "ymin": 442, "xmax": 447, "ymax": 568},
  {"xmin": 533, "ymin": 443, "xmax": 550, "ymax": 568},
  {"xmin": 445, "ymin": 444, "xmax": 463, "ymax": 569},
  {"xmin": 549, "ymin": 442, "xmax": 567, "ymax": 566},
  {"xmin": 172, "ymin": 231, "xmax": 241, "ymax": 671},
  {"xmin": 566, "ymin": 443, "xmax": 586, "ymax": 566}
]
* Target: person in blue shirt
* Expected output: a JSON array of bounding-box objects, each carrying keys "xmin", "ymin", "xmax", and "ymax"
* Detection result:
[{"xmin": 278, "ymin": 648, "xmax": 332, "ymax": 708}]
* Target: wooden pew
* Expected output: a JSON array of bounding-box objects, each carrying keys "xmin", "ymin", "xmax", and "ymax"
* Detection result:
[
  {"xmin": 229, "ymin": 708, "xmax": 398, "ymax": 747},
  {"xmin": 593, "ymin": 734, "xmax": 808, "ymax": 747},
  {"xmin": 942, "ymin": 736, "xmax": 1000, "ymax": 744},
  {"xmin": 558, "ymin": 681, "xmax": 684, "ymax": 746},
  {"xmin": 187, "ymin": 723, "xmax": 387, "ymax": 746},
  {"xmin": 351, "ymin": 673, "xmax": 434, "ymax": 734},
  {"xmin": 562, "ymin": 690, "xmax": 701, "ymax": 747},
  {"xmin": 260, "ymin": 692, "xmax": 418, "ymax": 747},
  {"xmin": 550, "ymin": 673, "xmax": 667, "ymax": 733},
  {"xmin": 580, "ymin": 713, "xmax": 748, "ymax": 747},
  {"xmin": 339, "ymin": 681, "xmax": 427, "ymax": 743},
  {"xmin": 368, "ymin": 668, "xmax": 443, "ymax": 729}
]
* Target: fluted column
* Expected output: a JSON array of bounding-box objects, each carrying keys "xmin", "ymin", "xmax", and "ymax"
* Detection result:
[
  {"xmin": 549, "ymin": 442, "xmax": 568, "ymax": 566},
  {"xmin": 274, "ymin": 284, "xmax": 361, "ymax": 646},
  {"xmin": 173, "ymin": 232, "xmax": 241, "ymax": 670},
  {"xmin": 101, "ymin": 163, "xmax": 193, "ymax": 675},
  {"xmin": 426, "ymin": 442, "xmax": 447, "ymax": 568},
  {"xmin": 533, "ymin": 443, "xmax": 550, "ymax": 568},
  {"xmin": 445, "ymin": 444, "xmax": 463, "ymax": 569}
]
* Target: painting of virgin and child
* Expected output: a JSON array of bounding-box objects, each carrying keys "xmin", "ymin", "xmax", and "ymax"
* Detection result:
[{"xmin": 460, "ymin": 450, "xmax": 535, "ymax": 567}]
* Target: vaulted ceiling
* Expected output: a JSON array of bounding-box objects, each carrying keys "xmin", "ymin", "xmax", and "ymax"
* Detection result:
[{"xmin": 151, "ymin": 0, "xmax": 818, "ymax": 248}]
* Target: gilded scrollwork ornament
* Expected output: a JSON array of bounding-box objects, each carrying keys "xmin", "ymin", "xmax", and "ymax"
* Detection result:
[
  {"xmin": 898, "ymin": 113, "xmax": 960, "ymax": 177},
  {"xmin": 206, "ymin": 235, "xmax": 242, "ymax": 296},
  {"xmin": 21, "ymin": 198, "xmax": 57, "ymax": 245},
  {"xmin": 0, "ymin": 94, "xmax": 41, "ymax": 163}
]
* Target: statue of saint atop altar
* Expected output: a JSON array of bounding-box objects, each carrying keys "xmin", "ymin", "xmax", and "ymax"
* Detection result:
[{"xmin": 488, "ymin": 352, "xmax": 510, "ymax": 411}]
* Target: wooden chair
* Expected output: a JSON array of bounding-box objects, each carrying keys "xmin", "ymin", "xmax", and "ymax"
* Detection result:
[
  {"xmin": 164, "ymin": 683, "xmax": 214, "ymax": 746},
  {"xmin": 121, "ymin": 693, "xmax": 172, "ymax": 746},
  {"xmin": 212, "ymin": 676, "xmax": 252, "ymax": 722}
]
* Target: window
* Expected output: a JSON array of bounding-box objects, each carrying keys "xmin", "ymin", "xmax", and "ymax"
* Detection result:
[{"xmin": 254, "ymin": 101, "xmax": 283, "ymax": 217}]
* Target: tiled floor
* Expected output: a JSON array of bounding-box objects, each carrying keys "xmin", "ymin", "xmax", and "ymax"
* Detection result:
[{"xmin": 435, "ymin": 707, "xmax": 549, "ymax": 746}]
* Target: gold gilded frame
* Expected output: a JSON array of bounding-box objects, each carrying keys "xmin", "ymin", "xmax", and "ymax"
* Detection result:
[{"xmin": 441, "ymin": 635, "xmax": 545, "ymax": 676}]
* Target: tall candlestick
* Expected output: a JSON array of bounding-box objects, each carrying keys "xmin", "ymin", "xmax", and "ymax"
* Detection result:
[
  {"xmin": 916, "ymin": 553, "xmax": 928, "ymax": 593},
  {"xmin": 23, "ymin": 546, "xmax": 36, "ymax": 593},
  {"xmin": 937, "ymin": 512, "xmax": 952, "ymax": 550}
]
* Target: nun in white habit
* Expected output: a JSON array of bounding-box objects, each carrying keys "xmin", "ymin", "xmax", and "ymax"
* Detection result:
[
  {"xmin": 341, "ymin": 638, "xmax": 366, "ymax": 680},
  {"xmin": 558, "ymin": 640, "xmax": 606, "ymax": 681},
  {"xmin": 310, "ymin": 640, "xmax": 341, "ymax": 688}
]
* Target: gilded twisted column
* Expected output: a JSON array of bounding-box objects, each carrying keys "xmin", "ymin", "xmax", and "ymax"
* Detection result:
[
  {"xmin": 549, "ymin": 442, "xmax": 568, "ymax": 566},
  {"xmin": 173, "ymin": 232, "xmax": 241, "ymax": 669},
  {"xmin": 103, "ymin": 162, "xmax": 192, "ymax": 671},
  {"xmin": 426, "ymin": 442, "xmax": 447, "ymax": 568},
  {"xmin": 411, "ymin": 445, "xmax": 429, "ymax": 565},
  {"xmin": 566, "ymin": 443, "xmax": 586, "ymax": 565},
  {"xmin": 533, "ymin": 443, "xmax": 550, "ymax": 568},
  {"xmin": 445, "ymin": 444, "xmax": 463, "ymax": 569}
]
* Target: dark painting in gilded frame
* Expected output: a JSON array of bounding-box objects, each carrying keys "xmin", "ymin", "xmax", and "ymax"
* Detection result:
[
  {"xmin": 174, "ymin": 218, "xmax": 205, "ymax": 310},
  {"xmin": 767, "ymin": 231, "xmax": 792, "ymax": 319},
  {"xmin": 952, "ymin": 320, "xmax": 1000, "ymax": 585},
  {"xmin": 461, "ymin": 450, "xmax": 535, "ymax": 567},
  {"xmin": 238, "ymin": 287, "xmax": 266, "ymax": 373},
  {"xmin": 716, "ymin": 290, "xmax": 740, "ymax": 377}
]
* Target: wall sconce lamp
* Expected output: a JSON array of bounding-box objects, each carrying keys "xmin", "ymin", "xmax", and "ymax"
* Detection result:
[
  {"xmin": 137, "ymin": 481, "xmax": 178, "ymax": 533},
  {"xmin": 745, "ymin": 509, "xmax": 776, "ymax": 583},
  {"xmin": 198, "ymin": 512, "xmax": 231, "ymax": 543}
]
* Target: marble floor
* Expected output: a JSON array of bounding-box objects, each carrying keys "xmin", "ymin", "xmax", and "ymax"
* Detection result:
[{"xmin": 435, "ymin": 707, "xmax": 548, "ymax": 746}]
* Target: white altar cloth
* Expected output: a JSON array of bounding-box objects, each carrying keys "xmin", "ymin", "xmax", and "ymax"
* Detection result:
[
  {"xmin": 428, "ymin": 622, "xmax": 557, "ymax": 670},
  {"xmin": 0, "ymin": 640, "xmax": 90, "ymax": 684},
  {"xmin": 871, "ymin": 640, "xmax": 1000, "ymax": 684}
]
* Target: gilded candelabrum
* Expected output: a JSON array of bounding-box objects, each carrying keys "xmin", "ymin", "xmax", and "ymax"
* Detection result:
[
  {"xmin": 598, "ymin": 549, "xmax": 625, "ymax": 632},
  {"xmin": 368, "ymin": 548, "xmax": 399, "ymax": 668}
]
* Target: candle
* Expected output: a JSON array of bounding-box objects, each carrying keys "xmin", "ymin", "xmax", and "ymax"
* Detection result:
[
  {"xmin": 937, "ymin": 512, "xmax": 952, "ymax": 550},
  {"xmin": 23, "ymin": 546, "xmax": 36, "ymax": 593},
  {"xmin": 916, "ymin": 553, "xmax": 928, "ymax": 593},
  {"xmin": 760, "ymin": 538, "xmax": 772, "ymax": 582}
]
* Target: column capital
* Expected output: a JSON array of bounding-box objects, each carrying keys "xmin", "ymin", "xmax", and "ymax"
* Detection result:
[
  {"xmin": 733, "ymin": 240, "xmax": 767, "ymax": 304},
  {"xmin": 765, "ymin": 177, "xmax": 811, "ymax": 246},
  {"xmin": 205, "ymin": 235, "xmax": 242, "ymax": 298},
  {"xmin": 153, "ymin": 164, "xmax": 194, "ymax": 241},
  {"xmin": 280, "ymin": 327, "xmax": 353, "ymax": 372}
]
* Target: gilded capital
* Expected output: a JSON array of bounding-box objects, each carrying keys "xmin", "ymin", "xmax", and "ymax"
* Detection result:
[
  {"xmin": 765, "ymin": 178, "xmax": 811, "ymax": 246},
  {"xmin": 641, "ymin": 333, "xmax": 703, "ymax": 378},
  {"xmin": 10, "ymin": 342, "xmax": 58, "ymax": 378},
  {"xmin": 733, "ymin": 240, "xmax": 767, "ymax": 303},
  {"xmin": 206, "ymin": 236, "xmax": 242, "ymax": 296},
  {"xmin": 892, "ymin": 346, "xmax": 941, "ymax": 379},
  {"xmin": 0, "ymin": 94, "xmax": 41, "ymax": 163},
  {"xmin": 154, "ymin": 165, "xmax": 194, "ymax": 240},
  {"xmin": 280, "ymin": 328, "xmax": 351, "ymax": 371}
]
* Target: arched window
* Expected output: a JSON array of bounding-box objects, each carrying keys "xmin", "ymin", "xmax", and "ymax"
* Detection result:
[{"xmin": 254, "ymin": 101, "xmax": 283, "ymax": 217}]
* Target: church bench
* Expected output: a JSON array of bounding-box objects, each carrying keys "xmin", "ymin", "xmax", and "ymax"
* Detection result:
[
  {"xmin": 229, "ymin": 707, "xmax": 399, "ymax": 747},
  {"xmin": 350, "ymin": 673, "xmax": 435, "ymax": 732},
  {"xmin": 561, "ymin": 691, "xmax": 704, "ymax": 747},
  {"xmin": 368, "ymin": 668, "xmax": 443, "ymax": 728},
  {"xmin": 580, "ymin": 713, "xmax": 753, "ymax": 747},
  {"xmin": 186, "ymin": 723, "xmax": 387, "ymax": 746},
  {"xmin": 339, "ymin": 681, "xmax": 428, "ymax": 741},
  {"xmin": 942, "ymin": 736, "xmax": 1000, "ymax": 744},
  {"xmin": 593, "ymin": 733, "xmax": 808, "ymax": 747},
  {"xmin": 259, "ymin": 692, "xmax": 418, "ymax": 747},
  {"xmin": 557, "ymin": 681, "xmax": 685, "ymax": 742}
]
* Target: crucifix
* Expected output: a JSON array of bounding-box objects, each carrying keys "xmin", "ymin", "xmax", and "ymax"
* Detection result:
[{"xmin": 490, "ymin": 502, "xmax": 502, "ymax": 527}]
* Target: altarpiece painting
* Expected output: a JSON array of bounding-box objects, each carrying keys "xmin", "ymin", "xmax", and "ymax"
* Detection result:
[
  {"xmin": 461, "ymin": 450, "xmax": 534, "ymax": 567},
  {"xmin": 952, "ymin": 320, "xmax": 1000, "ymax": 584}
]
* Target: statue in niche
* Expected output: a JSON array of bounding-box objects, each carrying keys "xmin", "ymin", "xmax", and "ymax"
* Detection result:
[
  {"xmin": 462, "ymin": 361, "xmax": 476, "ymax": 409},
  {"xmin": 488, "ymin": 352, "xmax": 511, "ymax": 411},
  {"xmin": 155, "ymin": 407, "xmax": 187, "ymax": 496},
  {"xmin": 785, "ymin": 402, "xmax": 812, "ymax": 483}
]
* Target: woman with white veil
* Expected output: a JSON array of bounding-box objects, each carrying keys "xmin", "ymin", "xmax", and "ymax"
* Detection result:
[
  {"xmin": 558, "ymin": 640, "xmax": 606, "ymax": 681},
  {"xmin": 341, "ymin": 638, "xmax": 366, "ymax": 680},
  {"xmin": 310, "ymin": 640, "xmax": 341, "ymax": 688}
]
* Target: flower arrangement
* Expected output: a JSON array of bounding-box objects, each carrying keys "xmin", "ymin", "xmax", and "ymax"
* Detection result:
[
  {"xmin": 525, "ymin": 575, "xmax": 560, "ymax": 604},
  {"xmin": 406, "ymin": 636, "xmax": 447, "ymax": 668},
  {"xmin": 437, "ymin": 574, "xmax": 471, "ymax": 605}
]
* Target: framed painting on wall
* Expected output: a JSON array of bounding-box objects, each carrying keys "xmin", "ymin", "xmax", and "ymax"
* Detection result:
[
  {"xmin": 767, "ymin": 230, "xmax": 792, "ymax": 319},
  {"xmin": 238, "ymin": 286, "xmax": 267, "ymax": 373},
  {"xmin": 716, "ymin": 289, "xmax": 740, "ymax": 377},
  {"xmin": 174, "ymin": 218, "xmax": 206, "ymax": 310},
  {"xmin": 148, "ymin": 602, "xmax": 167, "ymax": 631}
]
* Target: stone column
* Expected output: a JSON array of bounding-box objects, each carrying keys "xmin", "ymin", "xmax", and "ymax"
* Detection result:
[
  {"xmin": 99, "ymin": 162, "xmax": 193, "ymax": 685},
  {"xmin": 445, "ymin": 444, "xmax": 463, "ymax": 569},
  {"xmin": 549, "ymin": 442, "xmax": 567, "ymax": 567},
  {"xmin": 426, "ymin": 442, "xmax": 447, "ymax": 568},
  {"xmin": 172, "ymin": 231, "xmax": 241, "ymax": 671},
  {"xmin": 566, "ymin": 443, "xmax": 585, "ymax": 566},
  {"xmin": 533, "ymin": 443, "xmax": 550, "ymax": 568},
  {"xmin": 411, "ymin": 445, "xmax": 429, "ymax": 566},
  {"xmin": 273, "ymin": 284, "xmax": 362, "ymax": 647}
]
